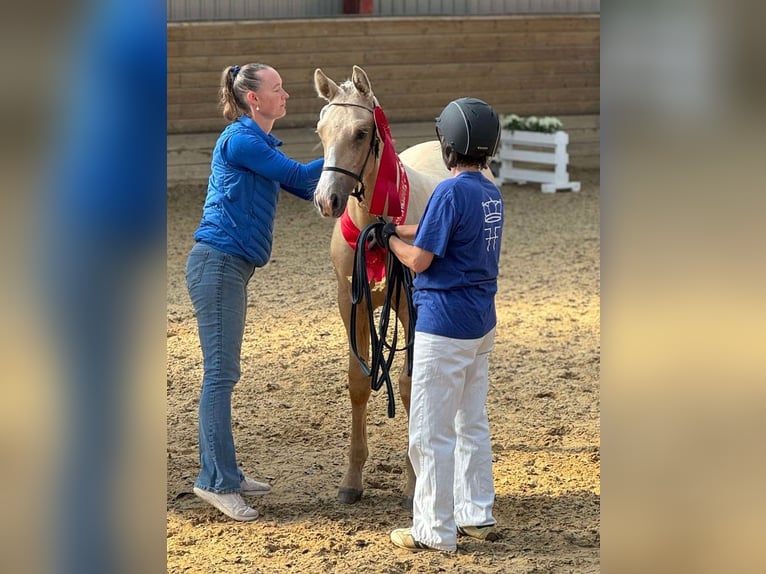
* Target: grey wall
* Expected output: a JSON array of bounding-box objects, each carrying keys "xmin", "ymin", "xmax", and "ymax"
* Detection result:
[
  {"xmin": 168, "ymin": 0, "xmax": 344, "ymax": 22},
  {"xmin": 168, "ymin": 0, "xmax": 599, "ymax": 22},
  {"xmin": 373, "ymin": 0, "xmax": 600, "ymax": 16}
]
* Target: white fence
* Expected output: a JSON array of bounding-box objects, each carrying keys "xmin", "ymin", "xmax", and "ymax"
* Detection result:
[{"xmin": 495, "ymin": 129, "xmax": 581, "ymax": 192}]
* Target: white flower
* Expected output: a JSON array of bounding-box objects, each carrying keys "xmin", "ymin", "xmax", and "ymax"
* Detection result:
[
  {"xmin": 500, "ymin": 113, "xmax": 525, "ymax": 131},
  {"xmin": 499, "ymin": 114, "xmax": 563, "ymax": 133}
]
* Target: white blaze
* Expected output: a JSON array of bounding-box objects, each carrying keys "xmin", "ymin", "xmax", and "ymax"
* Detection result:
[{"xmin": 316, "ymin": 145, "xmax": 338, "ymax": 200}]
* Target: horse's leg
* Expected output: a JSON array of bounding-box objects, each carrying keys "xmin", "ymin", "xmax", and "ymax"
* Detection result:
[
  {"xmin": 396, "ymin": 294, "xmax": 416, "ymax": 511},
  {"xmin": 337, "ymin": 282, "xmax": 372, "ymax": 504}
]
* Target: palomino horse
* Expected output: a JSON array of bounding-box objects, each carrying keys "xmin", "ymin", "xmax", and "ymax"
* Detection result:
[{"xmin": 313, "ymin": 65, "xmax": 449, "ymax": 507}]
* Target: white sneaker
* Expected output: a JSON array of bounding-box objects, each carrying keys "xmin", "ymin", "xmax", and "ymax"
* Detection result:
[
  {"xmin": 193, "ymin": 487, "xmax": 259, "ymax": 522},
  {"xmin": 389, "ymin": 528, "xmax": 441, "ymax": 552},
  {"xmin": 240, "ymin": 476, "xmax": 272, "ymax": 496},
  {"xmin": 457, "ymin": 524, "xmax": 500, "ymax": 541}
]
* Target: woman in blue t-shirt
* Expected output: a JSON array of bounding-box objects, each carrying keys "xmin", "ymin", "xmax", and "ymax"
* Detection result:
[
  {"xmin": 186, "ymin": 64, "xmax": 323, "ymax": 522},
  {"xmin": 383, "ymin": 98, "xmax": 503, "ymax": 552}
]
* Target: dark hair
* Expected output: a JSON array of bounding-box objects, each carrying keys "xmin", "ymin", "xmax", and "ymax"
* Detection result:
[
  {"xmin": 219, "ymin": 63, "xmax": 271, "ymax": 122},
  {"xmin": 439, "ymin": 147, "xmax": 492, "ymax": 170}
]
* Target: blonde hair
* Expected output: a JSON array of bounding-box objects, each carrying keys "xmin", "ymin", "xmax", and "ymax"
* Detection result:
[{"xmin": 219, "ymin": 63, "xmax": 272, "ymax": 122}]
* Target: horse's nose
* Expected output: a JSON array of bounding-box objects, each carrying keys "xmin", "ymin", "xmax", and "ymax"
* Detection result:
[
  {"xmin": 330, "ymin": 193, "xmax": 341, "ymax": 215},
  {"xmin": 313, "ymin": 190, "xmax": 335, "ymax": 218}
]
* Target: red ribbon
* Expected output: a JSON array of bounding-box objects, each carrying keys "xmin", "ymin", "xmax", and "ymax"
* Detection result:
[
  {"xmin": 340, "ymin": 209, "xmax": 386, "ymax": 283},
  {"xmin": 338, "ymin": 106, "xmax": 409, "ymax": 283},
  {"xmin": 370, "ymin": 106, "xmax": 409, "ymax": 224}
]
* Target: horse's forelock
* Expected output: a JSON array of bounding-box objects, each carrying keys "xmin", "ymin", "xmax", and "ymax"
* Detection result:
[{"xmin": 331, "ymin": 79, "xmax": 373, "ymax": 105}]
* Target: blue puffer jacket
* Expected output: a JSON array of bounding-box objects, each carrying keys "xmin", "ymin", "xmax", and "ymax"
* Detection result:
[{"xmin": 194, "ymin": 115, "xmax": 323, "ymax": 266}]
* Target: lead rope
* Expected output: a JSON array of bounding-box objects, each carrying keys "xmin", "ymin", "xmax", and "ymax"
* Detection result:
[{"xmin": 349, "ymin": 220, "xmax": 417, "ymax": 418}]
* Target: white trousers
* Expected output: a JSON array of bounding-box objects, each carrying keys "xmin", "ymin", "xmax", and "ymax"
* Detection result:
[{"xmin": 409, "ymin": 329, "xmax": 497, "ymax": 551}]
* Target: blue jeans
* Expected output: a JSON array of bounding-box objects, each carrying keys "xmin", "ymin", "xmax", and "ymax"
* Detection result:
[{"xmin": 186, "ymin": 242, "xmax": 256, "ymax": 493}]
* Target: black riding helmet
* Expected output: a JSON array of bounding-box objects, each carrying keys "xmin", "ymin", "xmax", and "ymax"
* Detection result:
[{"xmin": 435, "ymin": 97, "xmax": 500, "ymax": 159}]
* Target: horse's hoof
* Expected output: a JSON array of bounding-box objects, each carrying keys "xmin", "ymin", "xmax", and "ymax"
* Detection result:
[
  {"xmin": 401, "ymin": 495, "xmax": 414, "ymax": 511},
  {"xmin": 337, "ymin": 487, "xmax": 363, "ymax": 504}
]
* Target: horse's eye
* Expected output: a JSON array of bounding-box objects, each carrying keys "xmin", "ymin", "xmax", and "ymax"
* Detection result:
[{"xmin": 356, "ymin": 129, "xmax": 368, "ymax": 141}]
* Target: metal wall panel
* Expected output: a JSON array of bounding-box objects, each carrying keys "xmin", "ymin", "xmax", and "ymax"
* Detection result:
[
  {"xmin": 167, "ymin": 0, "xmax": 344, "ymax": 22},
  {"xmin": 168, "ymin": 0, "xmax": 599, "ymax": 22},
  {"xmin": 374, "ymin": 0, "xmax": 600, "ymax": 15}
]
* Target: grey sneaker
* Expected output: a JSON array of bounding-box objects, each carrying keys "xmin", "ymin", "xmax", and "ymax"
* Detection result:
[
  {"xmin": 193, "ymin": 487, "xmax": 259, "ymax": 522},
  {"xmin": 240, "ymin": 476, "xmax": 272, "ymax": 496},
  {"xmin": 457, "ymin": 524, "xmax": 500, "ymax": 541}
]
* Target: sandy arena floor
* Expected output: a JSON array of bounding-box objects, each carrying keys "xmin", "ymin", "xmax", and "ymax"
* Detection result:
[{"xmin": 167, "ymin": 168, "xmax": 600, "ymax": 573}]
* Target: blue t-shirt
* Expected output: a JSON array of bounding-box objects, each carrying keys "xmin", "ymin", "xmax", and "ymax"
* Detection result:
[{"xmin": 413, "ymin": 171, "xmax": 504, "ymax": 339}]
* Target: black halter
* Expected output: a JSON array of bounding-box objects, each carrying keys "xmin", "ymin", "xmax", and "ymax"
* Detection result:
[{"xmin": 321, "ymin": 102, "xmax": 379, "ymax": 203}]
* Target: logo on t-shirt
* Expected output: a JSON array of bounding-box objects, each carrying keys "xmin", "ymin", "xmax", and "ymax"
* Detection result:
[{"xmin": 482, "ymin": 199, "xmax": 502, "ymax": 251}]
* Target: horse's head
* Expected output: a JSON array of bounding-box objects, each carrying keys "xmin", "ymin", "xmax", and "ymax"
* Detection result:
[{"xmin": 313, "ymin": 65, "xmax": 379, "ymax": 218}]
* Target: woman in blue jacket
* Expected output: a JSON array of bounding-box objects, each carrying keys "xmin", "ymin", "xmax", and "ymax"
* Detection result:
[{"xmin": 186, "ymin": 63, "xmax": 323, "ymax": 522}]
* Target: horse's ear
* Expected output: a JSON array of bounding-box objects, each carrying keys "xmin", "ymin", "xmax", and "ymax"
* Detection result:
[
  {"xmin": 351, "ymin": 65, "xmax": 373, "ymax": 98},
  {"xmin": 314, "ymin": 68, "xmax": 340, "ymax": 102}
]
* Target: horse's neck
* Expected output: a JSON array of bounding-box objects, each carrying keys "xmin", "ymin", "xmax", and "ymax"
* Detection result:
[
  {"xmin": 345, "ymin": 193, "xmax": 378, "ymax": 231},
  {"xmin": 348, "ymin": 144, "xmax": 444, "ymax": 228},
  {"xmin": 401, "ymin": 165, "xmax": 440, "ymax": 225}
]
